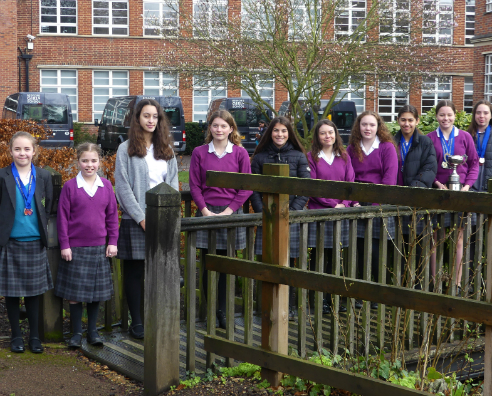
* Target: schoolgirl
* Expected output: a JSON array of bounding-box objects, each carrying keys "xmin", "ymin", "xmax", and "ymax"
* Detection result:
[
  {"xmin": 115, "ymin": 99, "xmax": 179, "ymax": 339},
  {"xmin": 250, "ymin": 116, "xmax": 310, "ymax": 318},
  {"xmin": 393, "ymin": 105, "xmax": 437, "ymax": 286},
  {"xmin": 0, "ymin": 131, "xmax": 53, "ymax": 353},
  {"xmin": 428, "ymin": 100, "xmax": 479, "ymax": 293},
  {"xmin": 307, "ymin": 120, "xmax": 354, "ymax": 314},
  {"xmin": 54, "ymin": 143, "xmax": 118, "ymax": 348},
  {"xmin": 347, "ymin": 111, "xmax": 398, "ymax": 309},
  {"xmin": 189, "ymin": 110, "xmax": 252, "ymax": 329}
]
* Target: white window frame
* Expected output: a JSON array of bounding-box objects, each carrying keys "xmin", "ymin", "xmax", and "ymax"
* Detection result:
[
  {"xmin": 335, "ymin": 0, "xmax": 366, "ymax": 41},
  {"xmin": 143, "ymin": 71, "xmax": 179, "ymax": 96},
  {"xmin": 241, "ymin": 76, "xmax": 274, "ymax": 105},
  {"xmin": 379, "ymin": 0, "xmax": 410, "ymax": 43},
  {"xmin": 487, "ymin": 0, "xmax": 492, "ymax": 12},
  {"xmin": 143, "ymin": 0, "xmax": 179, "ymax": 37},
  {"xmin": 465, "ymin": 0, "xmax": 475, "ymax": 45},
  {"xmin": 193, "ymin": 0, "xmax": 228, "ymax": 38},
  {"xmin": 464, "ymin": 76, "xmax": 474, "ymax": 114},
  {"xmin": 421, "ymin": 76, "xmax": 452, "ymax": 114},
  {"xmin": 486, "ymin": 55, "xmax": 492, "ymax": 102},
  {"xmin": 92, "ymin": 1, "xmax": 129, "ymax": 36},
  {"xmin": 40, "ymin": 69, "xmax": 78, "ymax": 122},
  {"xmin": 241, "ymin": 0, "xmax": 274, "ymax": 40},
  {"xmin": 40, "ymin": 0, "xmax": 77, "ymax": 34},
  {"xmin": 422, "ymin": 0, "xmax": 453, "ymax": 45},
  {"xmin": 288, "ymin": 0, "xmax": 321, "ymax": 40},
  {"xmin": 377, "ymin": 78, "xmax": 409, "ymax": 122},
  {"xmin": 335, "ymin": 76, "xmax": 365, "ymax": 114},
  {"xmin": 192, "ymin": 75, "xmax": 227, "ymax": 122},
  {"xmin": 92, "ymin": 70, "xmax": 129, "ymax": 121}
]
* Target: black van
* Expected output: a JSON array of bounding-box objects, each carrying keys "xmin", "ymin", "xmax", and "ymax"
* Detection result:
[
  {"xmin": 96, "ymin": 95, "xmax": 186, "ymax": 153},
  {"xmin": 2, "ymin": 92, "xmax": 74, "ymax": 147},
  {"xmin": 278, "ymin": 100, "xmax": 357, "ymax": 144},
  {"xmin": 207, "ymin": 97, "xmax": 273, "ymax": 154}
]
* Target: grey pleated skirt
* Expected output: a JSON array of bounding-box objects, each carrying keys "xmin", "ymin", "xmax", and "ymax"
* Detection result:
[
  {"xmin": 307, "ymin": 220, "xmax": 350, "ymax": 248},
  {"xmin": 117, "ymin": 219, "xmax": 146, "ymax": 260}
]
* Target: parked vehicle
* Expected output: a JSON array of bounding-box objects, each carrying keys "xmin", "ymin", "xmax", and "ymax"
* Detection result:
[
  {"xmin": 96, "ymin": 95, "xmax": 186, "ymax": 153},
  {"xmin": 207, "ymin": 97, "xmax": 273, "ymax": 154},
  {"xmin": 2, "ymin": 92, "xmax": 74, "ymax": 147},
  {"xmin": 278, "ymin": 100, "xmax": 357, "ymax": 144}
]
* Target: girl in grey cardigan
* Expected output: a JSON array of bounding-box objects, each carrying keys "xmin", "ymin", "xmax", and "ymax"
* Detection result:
[{"xmin": 115, "ymin": 99, "xmax": 178, "ymax": 339}]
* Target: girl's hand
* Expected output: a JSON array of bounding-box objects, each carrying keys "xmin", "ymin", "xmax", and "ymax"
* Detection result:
[
  {"xmin": 217, "ymin": 207, "xmax": 234, "ymax": 216},
  {"xmin": 435, "ymin": 181, "xmax": 448, "ymax": 190},
  {"xmin": 201, "ymin": 208, "xmax": 216, "ymax": 216},
  {"xmin": 334, "ymin": 204, "xmax": 345, "ymax": 209},
  {"xmin": 61, "ymin": 248, "xmax": 72, "ymax": 261},
  {"xmin": 140, "ymin": 220, "xmax": 146, "ymax": 231},
  {"xmin": 106, "ymin": 245, "xmax": 117, "ymax": 258},
  {"xmin": 352, "ymin": 203, "xmax": 361, "ymax": 207},
  {"xmin": 461, "ymin": 185, "xmax": 470, "ymax": 192}
]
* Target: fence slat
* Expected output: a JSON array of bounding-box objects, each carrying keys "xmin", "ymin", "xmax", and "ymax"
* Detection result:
[
  {"xmin": 348, "ymin": 219, "xmax": 357, "ymax": 356},
  {"xmin": 433, "ymin": 213, "xmax": 446, "ymax": 345},
  {"xmin": 377, "ymin": 218, "xmax": 387, "ymax": 351},
  {"xmin": 483, "ymin": 212, "xmax": 492, "ymax": 395},
  {"xmin": 392, "ymin": 217, "xmax": 402, "ymax": 362},
  {"xmin": 405, "ymin": 216, "xmax": 416, "ymax": 350},
  {"xmin": 298, "ymin": 222, "xmax": 308, "ymax": 358},
  {"xmin": 448, "ymin": 213, "xmax": 459, "ymax": 342},
  {"xmin": 331, "ymin": 220, "xmax": 341, "ymax": 354},
  {"xmin": 186, "ymin": 231, "xmax": 197, "ymax": 373},
  {"xmin": 362, "ymin": 218, "xmax": 373, "ymax": 357},
  {"xmin": 225, "ymin": 228, "xmax": 237, "ymax": 367},
  {"xmin": 315, "ymin": 221, "xmax": 325, "ymax": 352},
  {"xmin": 206, "ymin": 230, "xmax": 217, "ymax": 369},
  {"xmin": 244, "ymin": 227, "xmax": 254, "ymax": 347},
  {"xmin": 420, "ymin": 215, "xmax": 432, "ymax": 346}
]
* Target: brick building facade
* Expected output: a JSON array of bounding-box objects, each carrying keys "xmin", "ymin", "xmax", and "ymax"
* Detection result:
[{"xmin": 1, "ymin": 0, "xmax": 490, "ymax": 127}]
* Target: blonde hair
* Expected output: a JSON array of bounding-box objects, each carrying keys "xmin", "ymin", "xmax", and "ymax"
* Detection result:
[
  {"xmin": 9, "ymin": 131, "xmax": 38, "ymax": 162},
  {"xmin": 76, "ymin": 142, "xmax": 102, "ymax": 160},
  {"xmin": 205, "ymin": 110, "xmax": 242, "ymax": 146}
]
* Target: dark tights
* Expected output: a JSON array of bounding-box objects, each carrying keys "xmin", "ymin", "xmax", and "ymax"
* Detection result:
[
  {"xmin": 6, "ymin": 295, "xmax": 40, "ymax": 340},
  {"xmin": 356, "ymin": 238, "xmax": 380, "ymax": 283},
  {"xmin": 201, "ymin": 249, "xmax": 227, "ymax": 313},
  {"xmin": 69, "ymin": 302, "xmax": 100, "ymax": 335},
  {"xmin": 124, "ymin": 259, "xmax": 145, "ymax": 326}
]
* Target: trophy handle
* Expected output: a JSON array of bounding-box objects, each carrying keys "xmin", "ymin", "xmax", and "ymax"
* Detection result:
[{"xmin": 463, "ymin": 154, "xmax": 468, "ymax": 164}]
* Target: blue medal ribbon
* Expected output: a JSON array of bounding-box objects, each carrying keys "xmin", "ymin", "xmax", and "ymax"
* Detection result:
[
  {"xmin": 476, "ymin": 125, "xmax": 491, "ymax": 159},
  {"xmin": 399, "ymin": 134, "xmax": 413, "ymax": 172},
  {"xmin": 11, "ymin": 163, "xmax": 36, "ymax": 215},
  {"xmin": 438, "ymin": 126, "xmax": 455, "ymax": 161}
]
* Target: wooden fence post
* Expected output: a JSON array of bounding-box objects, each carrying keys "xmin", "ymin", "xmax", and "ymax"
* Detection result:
[
  {"xmin": 484, "ymin": 180, "xmax": 492, "ymax": 395},
  {"xmin": 144, "ymin": 182, "xmax": 181, "ymax": 395},
  {"xmin": 261, "ymin": 164, "xmax": 290, "ymax": 387},
  {"xmin": 40, "ymin": 167, "xmax": 63, "ymax": 342}
]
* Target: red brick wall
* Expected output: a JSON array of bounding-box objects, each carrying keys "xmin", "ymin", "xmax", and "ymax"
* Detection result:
[{"xmin": 0, "ymin": 0, "xmax": 19, "ymax": 100}]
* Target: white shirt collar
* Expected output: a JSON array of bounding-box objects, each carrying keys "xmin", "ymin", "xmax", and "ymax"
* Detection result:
[
  {"xmin": 360, "ymin": 135, "xmax": 380, "ymax": 155},
  {"xmin": 436, "ymin": 127, "xmax": 459, "ymax": 138},
  {"xmin": 76, "ymin": 172, "xmax": 104, "ymax": 198},
  {"xmin": 208, "ymin": 140, "xmax": 234, "ymax": 159},
  {"xmin": 318, "ymin": 150, "xmax": 338, "ymax": 165}
]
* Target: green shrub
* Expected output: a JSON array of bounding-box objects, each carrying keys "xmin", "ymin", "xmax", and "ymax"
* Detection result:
[
  {"xmin": 184, "ymin": 122, "xmax": 205, "ymax": 155},
  {"xmin": 73, "ymin": 122, "xmax": 97, "ymax": 145}
]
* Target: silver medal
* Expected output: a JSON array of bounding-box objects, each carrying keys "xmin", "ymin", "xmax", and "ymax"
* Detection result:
[
  {"xmin": 442, "ymin": 161, "xmax": 448, "ymax": 169},
  {"xmin": 479, "ymin": 158, "xmax": 485, "ymax": 164}
]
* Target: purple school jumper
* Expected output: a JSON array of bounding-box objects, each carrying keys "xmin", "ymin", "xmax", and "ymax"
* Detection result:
[
  {"xmin": 307, "ymin": 152, "xmax": 354, "ymax": 209},
  {"xmin": 428, "ymin": 129, "xmax": 479, "ymax": 187},
  {"xmin": 189, "ymin": 144, "xmax": 252, "ymax": 211}
]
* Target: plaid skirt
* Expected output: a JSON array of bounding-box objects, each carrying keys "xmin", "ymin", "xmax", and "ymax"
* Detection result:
[
  {"xmin": 54, "ymin": 245, "xmax": 113, "ymax": 302},
  {"xmin": 432, "ymin": 212, "xmax": 470, "ymax": 229},
  {"xmin": 307, "ymin": 220, "xmax": 350, "ymax": 248},
  {"xmin": 400, "ymin": 215, "xmax": 427, "ymax": 235},
  {"xmin": 117, "ymin": 219, "xmax": 146, "ymax": 260},
  {"xmin": 357, "ymin": 217, "xmax": 395, "ymax": 240},
  {"xmin": 196, "ymin": 204, "xmax": 246, "ymax": 250},
  {"xmin": 255, "ymin": 223, "xmax": 301, "ymax": 258},
  {"xmin": 0, "ymin": 239, "xmax": 53, "ymax": 297}
]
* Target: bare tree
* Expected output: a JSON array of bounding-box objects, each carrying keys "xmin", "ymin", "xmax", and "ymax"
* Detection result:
[{"xmin": 154, "ymin": 0, "xmax": 449, "ymax": 145}]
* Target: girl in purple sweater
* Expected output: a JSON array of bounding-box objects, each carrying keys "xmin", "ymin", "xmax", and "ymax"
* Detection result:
[
  {"xmin": 189, "ymin": 110, "xmax": 252, "ymax": 329},
  {"xmin": 428, "ymin": 100, "xmax": 479, "ymax": 294},
  {"xmin": 55, "ymin": 143, "xmax": 118, "ymax": 348},
  {"xmin": 347, "ymin": 111, "xmax": 398, "ymax": 309},
  {"xmin": 308, "ymin": 120, "xmax": 354, "ymax": 314}
]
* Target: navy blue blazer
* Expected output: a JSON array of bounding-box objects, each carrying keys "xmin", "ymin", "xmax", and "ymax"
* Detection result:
[{"xmin": 0, "ymin": 165, "xmax": 53, "ymax": 247}]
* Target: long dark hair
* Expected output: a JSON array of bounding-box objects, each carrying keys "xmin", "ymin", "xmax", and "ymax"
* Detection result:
[
  {"xmin": 253, "ymin": 116, "xmax": 306, "ymax": 156},
  {"xmin": 310, "ymin": 119, "xmax": 347, "ymax": 162},
  {"xmin": 468, "ymin": 100, "xmax": 492, "ymax": 140},
  {"xmin": 348, "ymin": 111, "xmax": 396, "ymax": 162},
  {"xmin": 397, "ymin": 104, "xmax": 419, "ymax": 120},
  {"xmin": 127, "ymin": 99, "xmax": 174, "ymax": 160}
]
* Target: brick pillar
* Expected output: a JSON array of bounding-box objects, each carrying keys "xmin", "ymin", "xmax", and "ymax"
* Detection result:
[{"xmin": 0, "ymin": 0, "xmax": 19, "ymax": 98}]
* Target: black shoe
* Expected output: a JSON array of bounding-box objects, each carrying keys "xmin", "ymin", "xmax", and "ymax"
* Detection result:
[
  {"xmin": 456, "ymin": 286, "xmax": 462, "ymax": 298},
  {"xmin": 322, "ymin": 303, "xmax": 332, "ymax": 315},
  {"xmin": 180, "ymin": 276, "xmax": 185, "ymax": 288},
  {"xmin": 339, "ymin": 304, "xmax": 347, "ymax": 313},
  {"xmin": 129, "ymin": 324, "xmax": 144, "ymax": 339},
  {"xmin": 354, "ymin": 300, "xmax": 363, "ymax": 309},
  {"xmin": 10, "ymin": 337, "xmax": 24, "ymax": 353},
  {"xmin": 28, "ymin": 338, "xmax": 44, "ymax": 354},
  {"xmin": 370, "ymin": 302, "xmax": 378, "ymax": 310},
  {"xmin": 87, "ymin": 331, "xmax": 103, "ymax": 346},
  {"xmin": 67, "ymin": 333, "xmax": 82, "ymax": 348},
  {"xmin": 216, "ymin": 310, "xmax": 227, "ymax": 329}
]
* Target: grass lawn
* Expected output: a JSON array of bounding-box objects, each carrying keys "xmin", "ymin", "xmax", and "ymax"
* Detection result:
[{"xmin": 179, "ymin": 170, "xmax": 189, "ymax": 184}]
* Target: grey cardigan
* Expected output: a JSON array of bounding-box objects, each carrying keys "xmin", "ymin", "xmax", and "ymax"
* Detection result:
[{"xmin": 115, "ymin": 140, "xmax": 179, "ymax": 223}]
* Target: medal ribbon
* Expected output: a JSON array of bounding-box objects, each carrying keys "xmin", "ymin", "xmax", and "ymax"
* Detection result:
[
  {"xmin": 438, "ymin": 126, "xmax": 455, "ymax": 161},
  {"xmin": 400, "ymin": 134, "xmax": 413, "ymax": 170},
  {"xmin": 11, "ymin": 163, "xmax": 36, "ymax": 214},
  {"xmin": 476, "ymin": 125, "xmax": 491, "ymax": 159}
]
